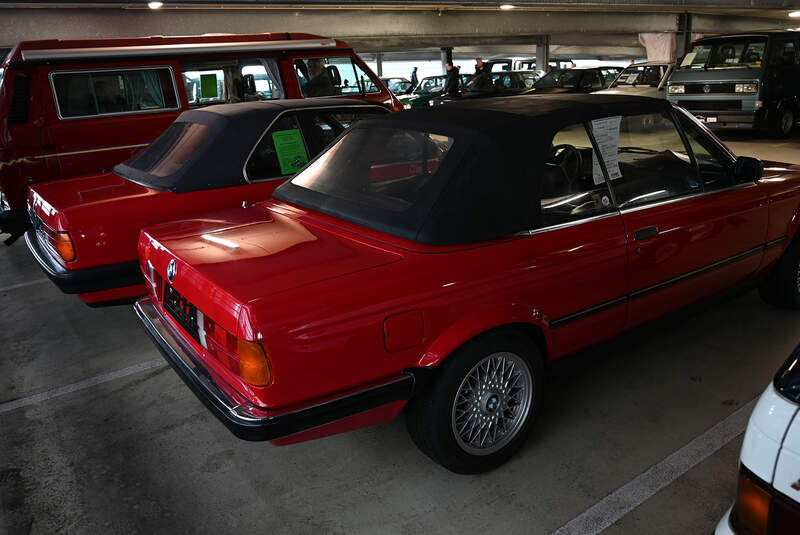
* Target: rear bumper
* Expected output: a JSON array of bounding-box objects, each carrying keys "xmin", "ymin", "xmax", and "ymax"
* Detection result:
[
  {"xmin": 25, "ymin": 230, "xmax": 141, "ymax": 294},
  {"xmin": 134, "ymin": 297, "xmax": 416, "ymax": 442}
]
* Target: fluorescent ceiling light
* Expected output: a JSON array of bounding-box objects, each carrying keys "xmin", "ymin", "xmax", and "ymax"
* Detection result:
[
  {"xmin": 500, "ymin": 4, "xmax": 516, "ymax": 9},
  {"xmin": 148, "ymin": 1, "xmax": 163, "ymax": 9},
  {"xmin": 790, "ymin": 10, "xmax": 800, "ymax": 17}
]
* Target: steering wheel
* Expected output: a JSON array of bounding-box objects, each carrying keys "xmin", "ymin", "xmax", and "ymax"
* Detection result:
[{"xmin": 551, "ymin": 144, "xmax": 583, "ymax": 184}]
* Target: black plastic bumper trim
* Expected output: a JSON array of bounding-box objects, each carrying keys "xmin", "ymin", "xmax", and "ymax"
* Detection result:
[
  {"xmin": 134, "ymin": 297, "xmax": 416, "ymax": 442},
  {"xmin": 25, "ymin": 230, "xmax": 142, "ymax": 294}
]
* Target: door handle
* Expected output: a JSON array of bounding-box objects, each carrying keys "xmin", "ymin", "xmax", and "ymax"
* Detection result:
[{"xmin": 634, "ymin": 226, "xmax": 659, "ymax": 241}]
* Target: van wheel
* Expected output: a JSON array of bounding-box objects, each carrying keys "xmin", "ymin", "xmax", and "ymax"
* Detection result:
[
  {"xmin": 772, "ymin": 106, "xmax": 795, "ymax": 139},
  {"xmin": 759, "ymin": 237, "xmax": 800, "ymax": 309},
  {"xmin": 405, "ymin": 329, "xmax": 543, "ymax": 474}
]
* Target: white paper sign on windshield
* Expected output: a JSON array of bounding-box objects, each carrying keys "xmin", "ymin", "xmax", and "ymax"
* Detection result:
[
  {"xmin": 680, "ymin": 52, "xmax": 697, "ymax": 67},
  {"xmin": 591, "ymin": 116, "xmax": 622, "ymax": 185}
]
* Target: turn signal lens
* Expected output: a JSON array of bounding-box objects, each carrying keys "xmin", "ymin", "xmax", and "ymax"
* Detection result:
[
  {"xmin": 53, "ymin": 231, "xmax": 75, "ymax": 262},
  {"xmin": 732, "ymin": 469, "xmax": 771, "ymax": 535},
  {"xmin": 237, "ymin": 339, "xmax": 272, "ymax": 386}
]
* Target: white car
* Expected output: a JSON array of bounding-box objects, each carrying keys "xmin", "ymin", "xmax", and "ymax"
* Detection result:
[
  {"xmin": 594, "ymin": 61, "xmax": 674, "ymax": 99},
  {"xmin": 715, "ymin": 347, "xmax": 800, "ymax": 534}
]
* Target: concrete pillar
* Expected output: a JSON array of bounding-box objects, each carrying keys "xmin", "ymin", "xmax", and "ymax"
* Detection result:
[
  {"xmin": 675, "ymin": 12, "xmax": 693, "ymax": 60},
  {"xmin": 536, "ymin": 36, "xmax": 550, "ymax": 72},
  {"xmin": 376, "ymin": 52, "xmax": 384, "ymax": 77},
  {"xmin": 441, "ymin": 47, "xmax": 453, "ymax": 74}
]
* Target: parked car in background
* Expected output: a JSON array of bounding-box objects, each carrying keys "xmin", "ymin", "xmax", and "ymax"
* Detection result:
[
  {"xmin": 135, "ymin": 94, "xmax": 800, "ymax": 473},
  {"xmin": 26, "ymin": 99, "xmax": 386, "ymax": 306},
  {"xmin": 715, "ymin": 345, "xmax": 800, "ymax": 534},
  {"xmin": 430, "ymin": 70, "xmax": 538, "ymax": 105},
  {"xmin": 514, "ymin": 58, "xmax": 570, "ymax": 72},
  {"xmin": 397, "ymin": 74, "xmax": 471, "ymax": 108},
  {"xmin": 381, "ymin": 77, "xmax": 414, "ymax": 95},
  {"xmin": 529, "ymin": 67, "xmax": 623, "ymax": 94},
  {"xmin": 595, "ymin": 61, "xmax": 674, "ymax": 98},
  {"xmin": 667, "ymin": 31, "xmax": 800, "ymax": 137},
  {"xmin": 0, "ymin": 33, "xmax": 400, "ymax": 244}
]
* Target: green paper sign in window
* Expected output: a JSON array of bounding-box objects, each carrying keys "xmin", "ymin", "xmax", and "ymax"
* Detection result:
[
  {"xmin": 200, "ymin": 74, "xmax": 218, "ymax": 99},
  {"xmin": 272, "ymin": 129, "xmax": 309, "ymax": 175}
]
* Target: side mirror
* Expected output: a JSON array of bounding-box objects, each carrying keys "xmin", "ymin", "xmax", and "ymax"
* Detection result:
[
  {"xmin": 734, "ymin": 156, "xmax": 763, "ymax": 182},
  {"xmin": 243, "ymin": 74, "xmax": 256, "ymax": 94}
]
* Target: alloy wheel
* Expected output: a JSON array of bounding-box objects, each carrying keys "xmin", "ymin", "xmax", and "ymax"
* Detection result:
[{"xmin": 451, "ymin": 352, "xmax": 533, "ymax": 455}]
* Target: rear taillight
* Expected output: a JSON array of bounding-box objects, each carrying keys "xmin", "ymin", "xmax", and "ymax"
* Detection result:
[
  {"xmin": 37, "ymin": 223, "xmax": 75, "ymax": 262},
  {"xmin": 197, "ymin": 311, "xmax": 272, "ymax": 387},
  {"xmin": 731, "ymin": 466, "xmax": 771, "ymax": 535}
]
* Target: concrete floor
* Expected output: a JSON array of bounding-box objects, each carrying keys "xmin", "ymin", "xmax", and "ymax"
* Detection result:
[{"xmin": 1, "ymin": 131, "xmax": 800, "ymax": 534}]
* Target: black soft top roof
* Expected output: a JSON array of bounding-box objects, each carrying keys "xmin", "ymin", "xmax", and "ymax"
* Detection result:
[
  {"xmin": 368, "ymin": 94, "xmax": 669, "ymax": 138},
  {"xmin": 276, "ymin": 94, "xmax": 672, "ymax": 245},
  {"xmin": 114, "ymin": 98, "xmax": 380, "ymax": 193}
]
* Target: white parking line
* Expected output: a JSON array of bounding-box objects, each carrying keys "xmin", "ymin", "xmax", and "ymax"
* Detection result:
[
  {"xmin": 0, "ymin": 358, "xmax": 165, "ymax": 415},
  {"xmin": 553, "ymin": 397, "xmax": 756, "ymax": 535},
  {"xmin": 0, "ymin": 278, "xmax": 48, "ymax": 293}
]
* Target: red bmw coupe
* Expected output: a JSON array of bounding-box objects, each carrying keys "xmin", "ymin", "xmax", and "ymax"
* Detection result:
[{"xmin": 135, "ymin": 95, "xmax": 800, "ymax": 473}]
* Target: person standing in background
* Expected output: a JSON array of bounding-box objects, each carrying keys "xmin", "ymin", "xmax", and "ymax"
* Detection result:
[
  {"xmin": 410, "ymin": 67, "xmax": 419, "ymax": 90},
  {"xmin": 474, "ymin": 57, "xmax": 490, "ymax": 75},
  {"xmin": 444, "ymin": 61, "xmax": 460, "ymax": 97}
]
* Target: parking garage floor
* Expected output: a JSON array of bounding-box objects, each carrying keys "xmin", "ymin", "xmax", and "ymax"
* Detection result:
[{"xmin": 1, "ymin": 132, "xmax": 799, "ymax": 535}]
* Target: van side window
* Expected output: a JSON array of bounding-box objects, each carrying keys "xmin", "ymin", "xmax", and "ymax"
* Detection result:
[
  {"xmin": 295, "ymin": 56, "xmax": 380, "ymax": 97},
  {"xmin": 181, "ymin": 59, "xmax": 283, "ymax": 106},
  {"xmin": 51, "ymin": 67, "xmax": 178, "ymax": 119},
  {"xmin": 770, "ymin": 39, "xmax": 797, "ymax": 66}
]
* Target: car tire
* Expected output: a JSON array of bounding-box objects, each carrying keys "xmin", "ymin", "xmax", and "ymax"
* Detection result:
[
  {"xmin": 758, "ymin": 236, "xmax": 800, "ymax": 309},
  {"xmin": 405, "ymin": 329, "xmax": 544, "ymax": 474},
  {"xmin": 772, "ymin": 105, "xmax": 795, "ymax": 139}
]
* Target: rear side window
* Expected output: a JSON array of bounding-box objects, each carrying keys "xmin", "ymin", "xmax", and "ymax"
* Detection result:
[
  {"xmin": 245, "ymin": 108, "xmax": 385, "ymax": 181},
  {"xmin": 181, "ymin": 59, "xmax": 283, "ymax": 107},
  {"xmin": 51, "ymin": 67, "xmax": 178, "ymax": 119},
  {"xmin": 124, "ymin": 122, "xmax": 211, "ymax": 178}
]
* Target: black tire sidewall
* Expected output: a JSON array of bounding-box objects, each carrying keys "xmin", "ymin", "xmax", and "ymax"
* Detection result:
[
  {"xmin": 773, "ymin": 105, "xmax": 794, "ymax": 139},
  {"xmin": 412, "ymin": 329, "xmax": 544, "ymax": 474}
]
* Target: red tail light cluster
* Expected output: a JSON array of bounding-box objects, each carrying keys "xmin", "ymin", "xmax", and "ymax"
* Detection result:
[{"xmin": 196, "ymin": 311, "xmax": 272, "ymax": 386}]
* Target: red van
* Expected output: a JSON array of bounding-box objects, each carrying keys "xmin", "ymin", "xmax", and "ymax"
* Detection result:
[{"xmin": 0, "ymin": 33, "xmax": 401, "ymax": 243}]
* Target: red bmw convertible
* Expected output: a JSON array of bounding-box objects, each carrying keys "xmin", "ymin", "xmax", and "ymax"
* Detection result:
[
  {"xmin": 135, "ymin": 94, "xmax": 800, "ymax": 473},
  {"xmin": 26, "ymin": 98, "xmax": 386, "ymax": 305}
]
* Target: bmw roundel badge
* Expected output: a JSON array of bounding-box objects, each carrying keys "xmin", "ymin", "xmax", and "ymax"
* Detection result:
[{"xmin": 167, "ymin": 259, "xmax": 177, "ymax": 283}]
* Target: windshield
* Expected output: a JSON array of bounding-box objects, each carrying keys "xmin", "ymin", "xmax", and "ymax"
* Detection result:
[
  {"xmin": 680, "ymin": 37, "xmax": 767, "ymax": 69},
  {"xmin": 389, "ymin": 80, "xmax": 412, "ymax": 93},
  {"xmin": 612, "ymin": 65, "xmax": 668, "ymax": 87},
  {"xmin": 115, "ymin": 121, "xmax": 212, "ymax": 188},
  {"xmin": 274, "ymin": 126, "xmax": 455, "ymax": 239},
  {"xmin": 534, "ymin": 70, "xmax": 581, "ymax": 89},
  {"xmin": 416, "ymin": 77, "xmax": 444, "ymax": 93}
]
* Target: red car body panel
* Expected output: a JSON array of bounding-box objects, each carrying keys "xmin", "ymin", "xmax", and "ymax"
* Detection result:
[
  {"xmin": 136, "ymin": 158, "xmax": 800, "ymax": 444},
  {"xmin": 27, "ymin": 174, "xmax": 282, "ymax": 303},
  {"xmin": 0, "ymin": 33, "xmax": 401, "ymax": 239}
]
